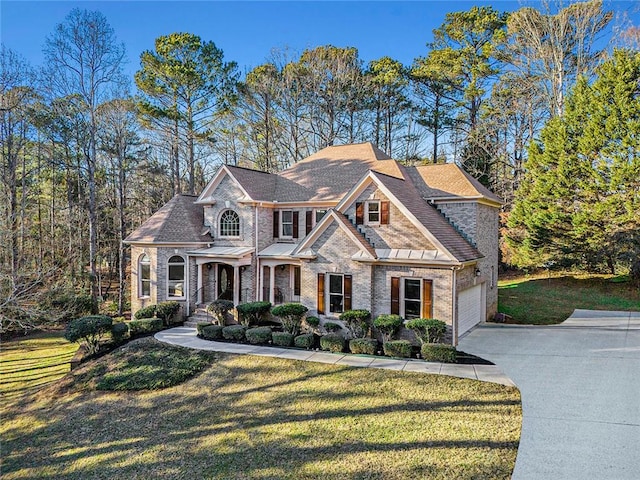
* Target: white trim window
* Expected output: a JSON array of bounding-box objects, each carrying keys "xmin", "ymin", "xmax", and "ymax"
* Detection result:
[
  {"xmin": 365, "ymin": 200, "xmax": 380, "ymax": 225},
  {"xmin": 280, "ymin": 210, "xmax": 294, "ymax": 238},
  {"xmin": 314, "ymin": 209, "xmax": 327, "ymax": 224},
  {"xmin": 328, "ymin": 273, "xmax": 344, "ymax": 314},
  {"xmin": 219, "ymin": 209, "xmax": 240, "ymax": 237},
  {"xmin": 139, "ymin": 254, "xmax": 151, "ymax": 298},
  {"xmin": 167, "ymin": 255, "xmax": 185, "ymax": 299},
  {"xmin": 401, "ymin": 278, "xmax": 422, "ymax": 320}
]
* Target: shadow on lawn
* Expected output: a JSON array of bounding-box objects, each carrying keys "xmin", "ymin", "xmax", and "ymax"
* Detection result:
[{"xmin": 2, "ymin": 354, "xmax": 520, "ymax": 480}]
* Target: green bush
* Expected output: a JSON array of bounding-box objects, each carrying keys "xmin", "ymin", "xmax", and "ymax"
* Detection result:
[
  {"xmin": 373, "ymin": 314, "xmax": 403, "ymax": 342},
  {"xmin": 383, "ymin": 340, "xmax": 413, "ymax": 358},
  {"xmin": 236, "ymin": 301, "xmax": 271, "ymax": 327},
  {"xmin": 340, "ymin": 309, "xmax": 371, "ymax": 338},
  {"xmin": 156, "ymin": 301, "xmax": 181, "ymax": 325},
  {"xmin": 271, "ymin": 303, "xmax": 309, "ymax": 336},
  {"xmin": 222, "ymin": 324, "xmax": 247, "ymax": 341},
  {"xmin": 349, "ymin": 338, "xmax": 378, "ymax": 355},
  {"xmin": 65, "ymin": 315, "xmax": 113, "ymax": 355},
  {"xmin": 304, "ymin": 316, "xmax": 320, "ymax": 333},
  {"xmin": 207, "ymin": 299, "xmax": 234, "ymax": 325},
  {"xmin": 245, "ymin": 326, "xmax": 273, "ymax": 344},
  {"xmin": 405, "ymin": 318, "xmax": 447, "ymax": 344},
  {"xmin": 294, "ymin": 333, "xmax": 315, "ymax": 349},
  {"xmin": 196, "ymin": 322, "xmax": 213, "ymax": 336},
  {"xmin": 134, "ymin": 304, "xmax": 157, "ymax": 320},
  {"xmin": 272, "ymin": 331, "xmax": 294, "ymax": 347},
  {"xmin": 201, "ymin": 324, "xmax": 224, "ymax": 341},
  {"xmin": 111, "ymin": 322, "xmax": 129, "ymax": 344},
  {"xmin": 421, "ymin": 343, "xmax": 457, "ymax": 363},
  {"xmin": 323, "ymin": 321, "xmax": 342, "ymax": 333},
  {"xmin": 320, "ymin": 333, "xmax": 346, "ymax": 353},
  {"xmin": 128, "ymin": 317, "xmax": 164, "ymax": 336}
]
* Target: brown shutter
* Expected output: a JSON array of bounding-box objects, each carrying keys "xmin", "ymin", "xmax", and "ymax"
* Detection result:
[
  {"xmin": 422, "ymin": 280, "xmax": 433, "ymax": 318},
  {"xmin": 355, "ymin": 202, "xmax": 364, "ymax": 225},
  {"xmin": 381, "ymin": 201, "xmax": 390, "ymax": 225},
  {"xmin": 292, "ymin": 211, "xmax": 299, "ymax": 238},
  {"xmin": 344, "ymin": 275, "xmax": 352, "ymax": 311},
  {"xmin": 391, "ymin": 277, "xmax": 400, "ymax": 315},
  {"xmin": 317, "ymin": 273, "xmax": 325, "ymax": 315},
  {"xmin": 305, "ymin": 211, "xmax": 313, "ymax": 235},
  {"xmin": 273, "ymin": 211, "xmax": 279, "ymax": 238}
]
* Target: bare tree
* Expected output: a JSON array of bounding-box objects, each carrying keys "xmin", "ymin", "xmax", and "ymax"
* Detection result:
[{"xmin": 44, "ymin": 8, "xmax": 126, "ymax": 310}]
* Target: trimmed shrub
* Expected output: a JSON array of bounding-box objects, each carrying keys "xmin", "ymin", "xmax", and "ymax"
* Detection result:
[
  {"xmin": 304, "ymin": 316, "xmax": 320, "ymax": 334},
  {"xmin": 201, "ymin": 324, "xmax": 224, "ymax": 341},
  {"xmin": 111, "ymin": 322, "xmax": 129, "ymax": 344},
  {"xmin": 134, "ymin": 304, "xmax": 157, "ymax": 320},
  {"xmin": 340, "ymin": 309, "xmax": 371, "ymax": 338},
  {"xmin": 222, "ymin": 324, "xmax": 247, "ymax": 341},
  {"xmin": 156, "ymin": 301, "xmax": 181, "ymax": 326},
  {"xmin": 196, "ymin": 322, "xmax": 214, "ymax": 337},
  {"xmin": 406, "ymin": 318, "xmax": 447, "ymax": 344},
  {"xmin": 65, "ymin": 315, "xmax": 113, "ymax": 355},
  {"xmin": 207, "ymin": 299, "xmax": 234, "ymax": 325},
  {"xmin": 294, "ymin": 333, "xmax": 315, "ymax": 349},
  {"xmin": 271, "ymin": 303, "xmax": 309, "ymax": 336},
  {"xmin": 373, "ymin": 314, "xmax": 403, "ymax": 342},
  {"xmin": 383, "ymin": 340, "xmax": 413, "ymax": 358},
  {"xmin": 129, "ymin": 317, "xmax": 164, "ymax": 336},
  {"xmin": 245, "ymin": 326, "xmax": 273, "ymax": 344},
  {"xmin": 349, "ymin": 338, "xmax": 378, "ymax": 355},
  {"xmin": 421, "ymin": 343, "xmax": 457, "ymax": 363},
  {"xmin": 320, "ymin": 333, "xmax": 346, "ymax": 353},
  {"xmin": 236, "ymin": 301, "xmax": 272, "ymax": 327},
  {"xmin": 272, "ymin": 331, "xmax": 294, "ymax": 347},
  {"xmin": 323, "ymin": 321, "xmax": 342, "ymax": 333}
]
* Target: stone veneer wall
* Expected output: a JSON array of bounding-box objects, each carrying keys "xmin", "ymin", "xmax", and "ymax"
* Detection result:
[{"xmin": 476, "ymin": 203, "xmax": 499, "ymax": 318}]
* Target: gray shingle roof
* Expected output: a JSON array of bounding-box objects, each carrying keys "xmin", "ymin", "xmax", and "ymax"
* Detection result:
[{"xmin": 124, "ymin": 194, "xmax": 212, "ymax": 244}]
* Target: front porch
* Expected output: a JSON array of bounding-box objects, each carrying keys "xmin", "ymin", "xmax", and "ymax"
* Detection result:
[{"xmin": 258, "ymin": 243, "xmax": 301, "ymax": 306}]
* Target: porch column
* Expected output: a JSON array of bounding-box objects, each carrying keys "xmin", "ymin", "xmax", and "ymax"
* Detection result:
[
  {"xmin": 269, "ymin": 265, "xmax": 275, "ymax": 305},
  {"xmin": 197, "ymin": 263, "xmax": 203, "ymax": 305},
  {"xmin": 233, "ymin": 265, "xmax": 240, "ymax": 306},
  {"xmin": 258, "ymin": 262, "xmax": 264, "ymax": 301}
]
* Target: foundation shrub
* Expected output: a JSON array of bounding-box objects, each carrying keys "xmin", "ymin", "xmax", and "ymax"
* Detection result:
[
  {"xmin": 383, "ymin": 340, "xmax": 412, "ymax": 358},
  {"xmin": 222, "ymin": 324, "xmax": 247, "ymax": 341},
  {"xmin": 245, "ymin": 326, "xmax": 273, "ymax": 344},
  {"xmin": 272, "ymin": 331, "xmax": 294, "ymax": 347},
  {"xmin": 294, "ymin": 333, "xmax": 315, "ymax": 349},
  {"xmin": 201, "ymin": 324, "xmax": 224, "ymax": 341},
  {"xmin": 320, "ymin": 333, "xmax": 346, "ymax": 353},
  {"xmin": 421, "ymin": 343, "xmax": 457, "ymax": 363},
  {"xmin": 349, "ymin": 338, "xmax": 378, "ymax": 355}
]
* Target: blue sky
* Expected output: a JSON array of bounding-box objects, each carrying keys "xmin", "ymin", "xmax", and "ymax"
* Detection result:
[{"xmin": 2, "ymin": 1, "xmax": 639, "ymax": 83}]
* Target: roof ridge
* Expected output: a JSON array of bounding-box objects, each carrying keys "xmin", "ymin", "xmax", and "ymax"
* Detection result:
[{"xmin": 227, "ymin": 164, "xmax": 273, "ymax": 174}]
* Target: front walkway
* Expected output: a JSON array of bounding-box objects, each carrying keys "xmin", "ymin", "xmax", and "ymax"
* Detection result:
[
  {"xmin": 459, "ymin": 309, "xmax": 640, "ymax": 480},
  {"xmin": 155, "ymin": 327, "xmax": 515, "ymax": 386}
]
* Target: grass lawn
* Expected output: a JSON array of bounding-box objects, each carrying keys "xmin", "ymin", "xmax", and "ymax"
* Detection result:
[
  {"xmin": 1, "ymin": 336, "xmax": 521, "ymax": 480},
  {"xmin": 0, "ymin": 331, "xmax": 79, "ymax": 402},
  {"xmin": 498, "ymin": 272, "xmax": 640, "ymax": 324}
]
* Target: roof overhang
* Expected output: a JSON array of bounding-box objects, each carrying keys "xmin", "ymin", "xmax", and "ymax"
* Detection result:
[{"xmin": 187, "ymin": 246, "xmax": 254, "ymax": 266}]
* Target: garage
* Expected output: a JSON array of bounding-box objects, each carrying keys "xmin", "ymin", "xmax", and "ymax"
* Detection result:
[{"xmin": 457, "ymin": 284, "xmax": 483, "ymax": 338}]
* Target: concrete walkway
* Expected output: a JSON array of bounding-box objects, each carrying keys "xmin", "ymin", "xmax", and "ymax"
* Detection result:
[
  {"xmin": 155, "ymin": 327, "xmax": 514, "ymax": 386},
  {"xmin": 459, "ymin": 309, "xmax": 640, "ymax": 480}
]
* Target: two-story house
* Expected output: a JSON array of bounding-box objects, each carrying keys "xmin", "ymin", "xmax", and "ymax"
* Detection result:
[{"xmin": 125, "ymin": 143, "xmax": 502, "ymax": 344}]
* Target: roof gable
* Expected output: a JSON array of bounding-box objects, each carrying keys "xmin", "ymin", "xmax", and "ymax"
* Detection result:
[{"xmin": 196, "ymin": 165, "xmax": 256, "ymax": 204}]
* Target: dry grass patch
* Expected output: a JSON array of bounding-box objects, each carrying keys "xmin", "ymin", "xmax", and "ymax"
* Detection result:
[{"xmin": 1, "ymin": 338, "xmax": 521, "ymax": 480}]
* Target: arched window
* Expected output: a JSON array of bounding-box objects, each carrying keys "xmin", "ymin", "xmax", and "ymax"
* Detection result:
[
  {"xmin": 167, "ymin": 255, "xmax": 185, "ymax": 298},
  {"xmin": 139, "ymin": 254, "xmax": 151, "ymax": 298},
  {"xmin": 219, "ymin": 210, "xmax": 240, "ymax": 237}
]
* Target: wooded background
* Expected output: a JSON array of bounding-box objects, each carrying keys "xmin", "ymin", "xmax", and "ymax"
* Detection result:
[{"xmin": 2, "ymin": 1, "xmax": 638, "ymax": 331}]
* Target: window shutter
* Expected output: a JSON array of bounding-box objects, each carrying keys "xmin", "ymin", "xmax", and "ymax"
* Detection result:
[
  {"xmin": 355, "ymin": 202, "xmax": 364, "ymax": 225},
  {"xmin": 293, "ymin": 211, "xmax": 299, "ymax": 238},
  {"xmin": 381, "ymin": 201, "xmax": 390, "ymax": 225},
  {"xmin": 317, "ymin": 273, "xmax": 325, "ymax": 315},
  {"xmin": 422, "ymin": 280, "xmax": 433, "ymax": 318},
  {"xmin": 273, "ymin": 211, "xmax": 279, "ymax": 238},
  {"xmin": 344, "ymin": 275, "xmax": 352, "ymax": 311},
  {"xmin": 391, "ymin": 277, "xmax": 400, "ymax": 315},
  {"xmin": 305, "ymin": 211, "xmax": 313, "ymax": 235}
]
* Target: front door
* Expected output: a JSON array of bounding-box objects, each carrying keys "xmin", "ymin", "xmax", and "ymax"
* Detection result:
[{"xmin": 217, "ymin": 264, "xmax": 234, "ymax": 301}]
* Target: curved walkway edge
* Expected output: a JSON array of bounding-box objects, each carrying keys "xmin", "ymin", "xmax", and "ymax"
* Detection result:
[{"xmin": 155, "ymin": 327, "xmax": 515, "ymax": 386}]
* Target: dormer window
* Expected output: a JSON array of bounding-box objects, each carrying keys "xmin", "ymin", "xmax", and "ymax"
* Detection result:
[{"xmin": 219, "ymin": 210, "xmax": 240, "ymax": 237}]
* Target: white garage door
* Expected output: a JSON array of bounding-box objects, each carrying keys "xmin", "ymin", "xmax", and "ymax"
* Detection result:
[{"xmin": 458, "ymin": 284, "xmax": 483, "ymax": 337}]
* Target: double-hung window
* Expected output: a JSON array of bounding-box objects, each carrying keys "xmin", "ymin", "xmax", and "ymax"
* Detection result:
[
  {"xmin": 139, "ymin": 254, "xmax": 151, "ymax": 298},
  {"xmin": 328, "ymin": 274, "xmax": 344, "ymax": 314},
  {"xmin": 281, "ymin": 210, "xmax": 293, "ymax": 238},
  {"xmin": 391, "ymin": 277, "xmax": 433, "ymax": 319},
  {"xmin": 366, "ymin": 201, "xmax": 380, "ymax": 225},
  {"xmin": 317, "ymin": 273, "xmax": 352, "ymax": 316},
  {"xmin": 315, "ymin": 209, "xmax": 327, "ymax": 224},
  {"xmin": 167, "ymin": 255, "xmax": 185, "ymax": 298}
]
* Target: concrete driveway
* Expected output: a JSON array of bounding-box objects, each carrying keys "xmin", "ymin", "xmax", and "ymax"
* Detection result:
[{"xmin": 459, "ymin": 309, "xmax": 640, "ymax": 480}]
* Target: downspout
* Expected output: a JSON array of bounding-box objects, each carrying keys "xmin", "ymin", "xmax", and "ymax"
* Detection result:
[
  {"xmin": 186, "ymin": 255, "xmax": 190, "ymax": 317},
  {"xmin": 451, "ymin": 265, "xmax": 464, "ymax": 346},
  {"xmin": 255, "ymin": 204, "xmax": 260, "ymax": 301}
]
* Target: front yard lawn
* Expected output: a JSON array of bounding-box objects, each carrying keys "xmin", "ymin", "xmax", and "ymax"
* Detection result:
[
  {"xmin": 498, "ymin": 272, "xmax": 640, "ymax": 324},
  {"xmin": 1, "ymin": 336, "xmax": 521, "ymax": 480}
]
